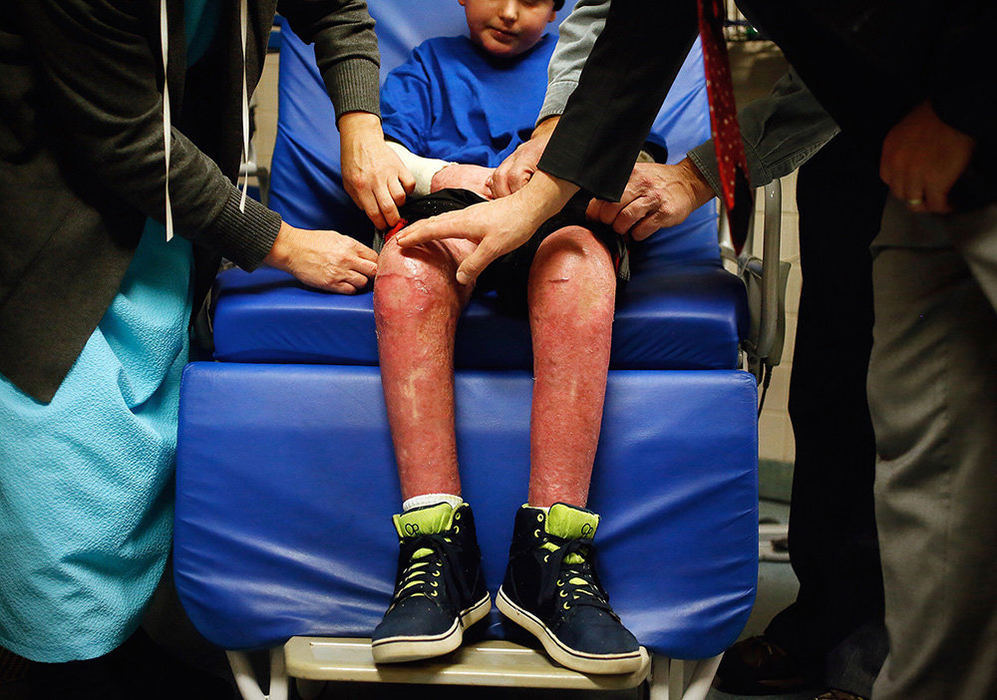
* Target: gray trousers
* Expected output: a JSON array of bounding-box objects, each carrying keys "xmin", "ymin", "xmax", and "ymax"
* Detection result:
[{"xmin": 868, "ymin": 199, "xmax": 997, "ymax": 699}]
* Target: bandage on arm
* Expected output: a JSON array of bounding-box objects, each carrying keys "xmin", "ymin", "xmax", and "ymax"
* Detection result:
[{"xmin": 385, "ymin": 141, "xmax": 453, "ymax": 197}]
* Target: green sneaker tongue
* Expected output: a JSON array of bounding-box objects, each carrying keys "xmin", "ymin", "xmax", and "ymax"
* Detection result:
[
  {"xmin": 393, "ymin": 502, "xmax": 456, "ymax": 539},
  {"xmin": 545, "ymin": 503, "xmax": 600, "ymax": 540}
]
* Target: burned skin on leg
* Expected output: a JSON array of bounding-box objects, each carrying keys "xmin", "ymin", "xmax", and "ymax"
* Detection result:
[
  {"xmin": 373, "ymin": 238, "xmax": 475, "ymax": 500},
  {"xmin": 526, "ymin": 227, "xmax": 616, "ymax": 508}
]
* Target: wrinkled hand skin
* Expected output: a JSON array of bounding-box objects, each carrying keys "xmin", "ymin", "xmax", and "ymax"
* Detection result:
[
  {"xmin": 880, "ymin": 101, "xmax": 975, "ymax": 214},
  {"xmin": 264, "ymin": 221, "xmax": 378, "ymax": 294},
  {"xmin": 586, "ymin": 158, "xmax": 716, "ymax": 240},
  {"xmin": 394, "ymin": 170, "xmax": 578, "ymax": 286},
  {"xmin": 339, "ymin": 112, "xmax": 416, "ymax": 229},
  {"xmin": 488, "ymin": 116, "xmax": 559, "ymax": 198},
  {"xmin": 431, "ymin": 163, "xmax": 495, "ymax": 199}
]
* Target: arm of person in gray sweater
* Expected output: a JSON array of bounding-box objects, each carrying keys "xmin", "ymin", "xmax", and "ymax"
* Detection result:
[{"xmin": 494, "ymin": 0, "xmax": 837, "ymax": 234}]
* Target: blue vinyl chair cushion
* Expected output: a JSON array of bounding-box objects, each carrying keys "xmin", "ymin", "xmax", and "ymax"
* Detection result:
[
  {"xmin": 174, "ymin": 362, "xmax": 758, "ymax": 658},
  {"xmin": 211, "ymin": 259, "xmax": 748, "ymax": 370}
]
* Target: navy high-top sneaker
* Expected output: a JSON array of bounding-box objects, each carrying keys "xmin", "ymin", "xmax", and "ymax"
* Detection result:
[
  {"xmin": 371, "ymin": 502, "xmax": 491, "ymax": 663},
  {"xmin": 496, "ymin": 503, "xmax": 644, "ymax": 674}
]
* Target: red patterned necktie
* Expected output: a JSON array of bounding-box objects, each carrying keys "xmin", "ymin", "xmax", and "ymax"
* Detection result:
[{"xmin": 698, "ymin": 0, "xmax": 753, "ymax": 253}]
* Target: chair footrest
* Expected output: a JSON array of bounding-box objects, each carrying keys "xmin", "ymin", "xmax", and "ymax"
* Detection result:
[{"xmin": 284, "ymin": 637, "xmax": 651, "ymax": 689}]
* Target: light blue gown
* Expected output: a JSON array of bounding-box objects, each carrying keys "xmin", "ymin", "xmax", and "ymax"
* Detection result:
[{"xmin": 0, "ymin": 1, "xmax": 218, "ymax": 662}]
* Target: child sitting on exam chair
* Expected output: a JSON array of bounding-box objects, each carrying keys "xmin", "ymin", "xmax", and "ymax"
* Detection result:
[{"xmin": 370, "ymin": 0, "xmax": 662, "ymax": 674}]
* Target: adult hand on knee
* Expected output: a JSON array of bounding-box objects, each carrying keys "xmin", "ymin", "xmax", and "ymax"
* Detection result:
[
  {"xmin": 264, "ymin": 221, "xmax": 378, "ymax": 294},
  {"xmin": 395, "ymin": 171, "xmax": 577, "ymax": 285},
  {"xmin": 585, "ymin": 159, "xmax": 715, "ymax": 240},
  {"xmin": 489, "ymin": 117, "xmax": 559, "ymax": 198},
  {"xmin": 339, "ymin": 112, "xmax": 416, "ymax": 230},
  {"xmin": 879, "ymin": 101, "xmax": 975, "ymax": 214}
]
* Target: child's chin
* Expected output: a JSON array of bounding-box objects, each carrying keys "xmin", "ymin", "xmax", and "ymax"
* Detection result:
[
  {"xmin": 483, "ymin": 43, "xmax": 524, "ymax": 58},
  {"xmin": 475, "ymin": 35, "xmax": 525, "ymax": 58}
]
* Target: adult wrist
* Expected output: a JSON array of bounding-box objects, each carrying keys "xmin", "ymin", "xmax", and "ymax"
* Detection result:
[
  {"xmin": 678, "ymin": 157, "xmax": 716, "ymax": 209},
  {"xmin": 264, "ymin": 221, "xmax": 297, "ymax": 270},
  {"xmin": 517, "ymin": 169, "xmax": 578, "ymax": 225}
]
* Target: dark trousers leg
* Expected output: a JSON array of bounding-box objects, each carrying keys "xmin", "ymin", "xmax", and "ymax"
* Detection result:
[{"xmin": 764, "ymin": 134, "xmax": 887, "ymax": 692}]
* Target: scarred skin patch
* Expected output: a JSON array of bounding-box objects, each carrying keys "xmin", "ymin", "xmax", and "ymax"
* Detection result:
[{"xmin": 374, "ymin": 226, "xmax": 616, "ymax": 507}]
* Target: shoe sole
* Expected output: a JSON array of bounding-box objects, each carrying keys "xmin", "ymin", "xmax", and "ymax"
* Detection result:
[
  {"xmin": 371, "ymin": 593, "xmax": 492, "ymax": 664},
  {"xmin": 496, "ymin": 586, "xmax": 645, "ymax": 675}
]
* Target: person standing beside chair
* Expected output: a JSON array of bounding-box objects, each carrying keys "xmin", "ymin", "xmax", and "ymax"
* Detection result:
[{"xmin": 0, "ymin": 1, "xmax": 412, "ymax": 697}]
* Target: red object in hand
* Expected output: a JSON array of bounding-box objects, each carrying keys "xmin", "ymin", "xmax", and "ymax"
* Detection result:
[{"xmin": 383, "ymin": 218, "xmax": 409, "ymax": 242}]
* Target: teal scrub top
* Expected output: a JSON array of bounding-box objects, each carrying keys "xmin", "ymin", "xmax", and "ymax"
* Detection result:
[{"xmin": 0, "ymin": 1, "xmax": 219, "ymax": 662}]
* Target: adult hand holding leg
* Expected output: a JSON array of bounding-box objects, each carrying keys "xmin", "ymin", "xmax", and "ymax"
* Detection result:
[
  {"xmin": 395, "ymin": 170, "xmax": 578, "ymax": 286},
  {"xmin": 488, "ymin": 117, "xmax": 560, "ymax": 198},
  {"xmin": 264, "ymin": 221, "xmax": 378, "ymax": 294},
  {"xmin": 879, "ymin": 101, "xmax": 975, "ymax": 214},
  {"xmin": 585, "ymin": 158, "xmax": 715, "ymax": 239},
  {"xmin": 339, "ymin": 111, "xmax": 416, "ymax": 229}
]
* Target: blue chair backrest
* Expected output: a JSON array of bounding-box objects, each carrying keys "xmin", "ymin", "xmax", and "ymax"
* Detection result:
[{"xmin": 269, "ymin": 1, "xmax": 720, "ymax": 266}]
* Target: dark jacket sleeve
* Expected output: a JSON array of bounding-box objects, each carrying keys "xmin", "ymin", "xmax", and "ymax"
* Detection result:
[
  {"xmin": 16, "ymin": 0, "xmax": 283, "ymax": 271},
  {"xmin": 538, "ymin": 0, "xmax": 698, "ymax": 201},
  {"xmin": 927, "ymin": 2, "xmax": 996, "ymax": 151},
  {"xmin": 278, "ymin": 0, "xmax": 381, "ymax": 121}
]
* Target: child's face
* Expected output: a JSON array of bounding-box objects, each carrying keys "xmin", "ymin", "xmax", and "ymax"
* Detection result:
[{"xmin": 460, "ymin": 0, "xmax": 557, "ymax": 58}]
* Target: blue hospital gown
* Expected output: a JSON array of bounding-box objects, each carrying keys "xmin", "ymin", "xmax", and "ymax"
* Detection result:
[{"xmin": 0, "ymin": 0, "xmax": 217, "ymax": 662}]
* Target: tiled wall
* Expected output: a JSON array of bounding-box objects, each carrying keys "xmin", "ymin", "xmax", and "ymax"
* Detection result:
[{"xmin": 251, "ymin": 42, "xmax": 801, "ymax": 471}]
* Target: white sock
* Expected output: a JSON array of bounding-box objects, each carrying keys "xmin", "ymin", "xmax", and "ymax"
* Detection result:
[
  {"xmin": 527, "ymin": 504, "xmax": 551, "ymax": 513},
  {"xmin": 403, "ymin": 493, "xmax": 463, "ymax": 512}
]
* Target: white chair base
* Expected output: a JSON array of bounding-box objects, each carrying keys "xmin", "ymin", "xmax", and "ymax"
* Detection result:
[{"xmin": 227, "ymin": 638, "xmax": 723, "ymax": 700}]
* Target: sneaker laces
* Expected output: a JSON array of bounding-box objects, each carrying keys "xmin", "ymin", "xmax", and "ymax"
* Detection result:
[
  {"xmin": 392, "ymin": 532, "xmax": 469, "ymax": 607},
  {"xmin": 539, "ymin": 536, "xmax": 615, "ymax": 616}
]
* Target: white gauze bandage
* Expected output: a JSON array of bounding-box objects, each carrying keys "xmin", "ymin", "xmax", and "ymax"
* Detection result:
[{"xmin": 385, "ymin": 141, "xmax": 453, "ymax": 198}]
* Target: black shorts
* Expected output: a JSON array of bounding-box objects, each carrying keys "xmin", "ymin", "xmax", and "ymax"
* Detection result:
[{"xmin": 375, "ymin": 188, "xmax": 629, "ymax": 312}]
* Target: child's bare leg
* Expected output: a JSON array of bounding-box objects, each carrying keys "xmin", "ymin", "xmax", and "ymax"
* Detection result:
[
  {"xmin": 373, "ymin": 237, "xmax": 476, "ymax": 501},
  {"xmin": 526, "ymin": 226, "xmax": 617, "ymax": 508}
]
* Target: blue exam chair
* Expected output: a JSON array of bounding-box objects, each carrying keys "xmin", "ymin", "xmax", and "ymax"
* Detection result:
[{"xmin": 174, "ymin": 3, "xmax": 761, "ymax": 698}]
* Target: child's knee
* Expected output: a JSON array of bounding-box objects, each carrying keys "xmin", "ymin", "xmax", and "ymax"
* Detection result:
[
  {"xmin": 373, "ymin": 240, "xmax": 460, "ymax": 322},
  {"xmin": 529, "ymin": 227, "xmax": 617, "ymax": 322}
]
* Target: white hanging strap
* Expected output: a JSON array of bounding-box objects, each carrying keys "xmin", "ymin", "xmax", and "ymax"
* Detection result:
[
  {"xmin": 238, "ymin": 0, "xmax": 250, "ymax": 212},
  {"xmin": 160, "ymin": 0, "xmax": 174, "ymax": 240}
]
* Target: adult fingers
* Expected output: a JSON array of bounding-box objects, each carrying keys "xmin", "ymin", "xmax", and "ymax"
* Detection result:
[
  {"xmin": 374, "ymin": 183, "xmax": 402, "ymax": 228},
  {"xmin": 352, "ymin": 256, "xmax": 378, "ymax": 279},
  {"xmin": 398, "ymin": 166, "xmax": 416, "ymax": 194},
  {"xmin": 351, "ymin": 239, "xmax": 379, "ymax": 263},
  {"xmin": 388, "ymin": 177, "xmax": 408, "ymax": 208},
  {"xmin": 629, "ymin": 215, "xmax": 661, "ymax": 241},
  {"xmin": 454, "ymin": 241, "xmax": 499, "ymax": 286},
  {"xmin": 608, "ymin": 199, "xmax": 656, "ymax": 236},
  {"xmin": 586, "ymin": 198, "xmax": 624, "ymax": 228},
  {"xmin": 491, "ymin": 160, "xmax": 533, "ymax": 198},
  {"xmin": 329, "ymin": 280, "xmax": 362, "ymax": 295},
  {"xmin": 356, "ymin": 188, "xmax": 387, "ymax": 230},
  {"xmin": 394, "ymin": 211, "xmax": 481, "ymax": 247},
  {"xmin": 343, "ymin": 269, "xmax": 371, "ymax": 289}
]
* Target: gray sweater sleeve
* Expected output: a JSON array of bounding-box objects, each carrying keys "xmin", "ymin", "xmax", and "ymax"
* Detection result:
[{"xmin": 538, "ymin": 0, "xmax": 610, "ymax": 124}]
